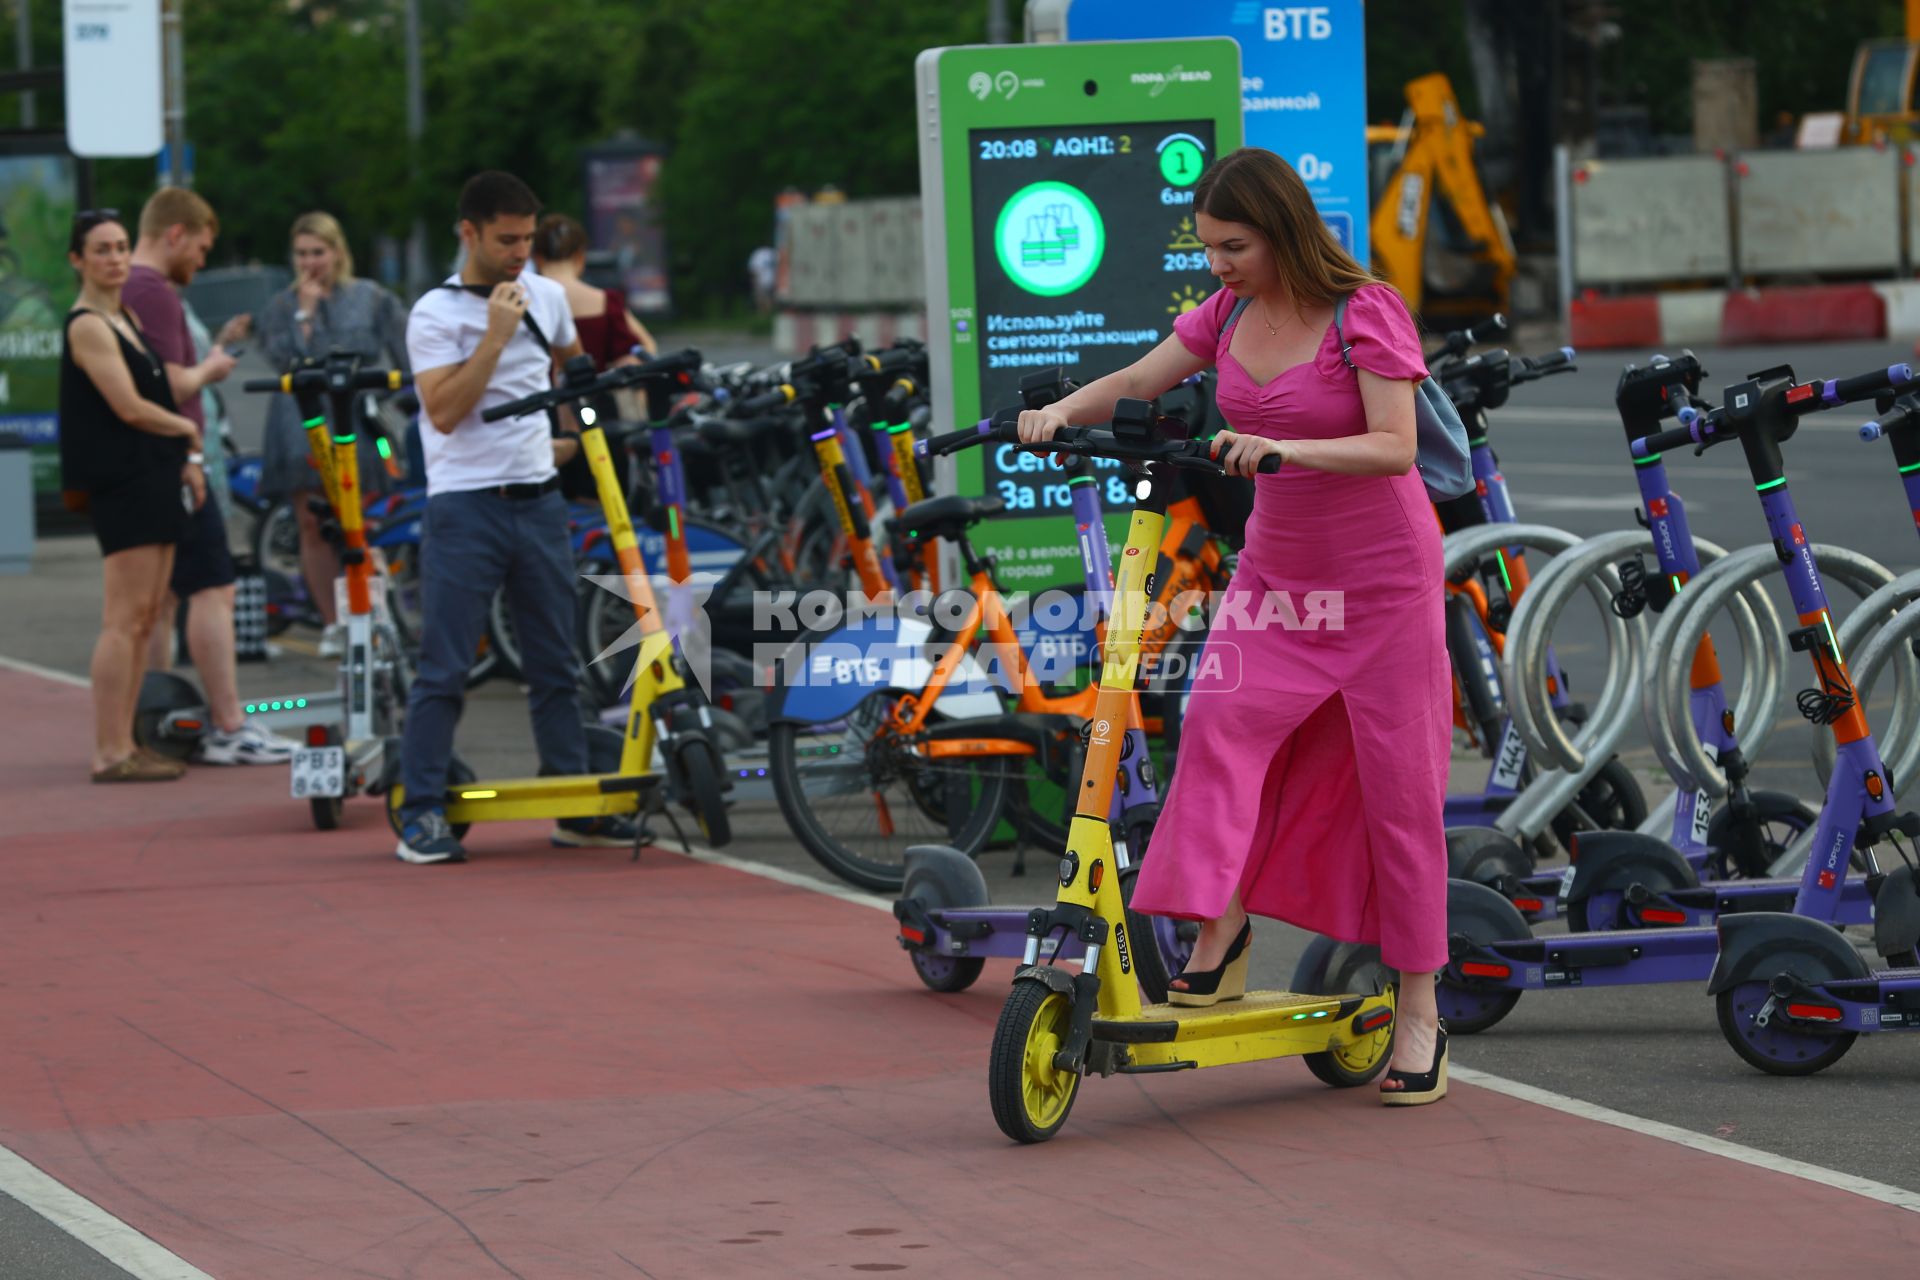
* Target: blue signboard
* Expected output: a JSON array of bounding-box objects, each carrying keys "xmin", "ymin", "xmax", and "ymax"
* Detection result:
[{"xmin": 1053, "ymin": 0, "xmax": 1368, "ymax": 264}]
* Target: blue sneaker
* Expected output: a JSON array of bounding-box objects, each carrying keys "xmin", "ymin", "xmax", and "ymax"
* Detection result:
[
  {"xmin": 396, "ymin": 810, "xmax": 467, "ymax": 864},
  {"xmin": 552, "ymin": 814, "xmax": 643, "ymax": 848}
]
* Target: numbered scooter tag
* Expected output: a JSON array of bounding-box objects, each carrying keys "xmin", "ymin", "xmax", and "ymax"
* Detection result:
[
  {"xmin": 1490, "ymin": 724, "xmax": 1526, "ymax": 791},
  {"xmin": 290, "ymin": 746, "xmax": 345, "ymax": 798},
  {"xmin": 1690, "ymin": 790, "xmax": 1714, "ymax": 847},
  {"xmin": 1557, "ymin": 863, "xmax": 1577, "ymax": 900}
]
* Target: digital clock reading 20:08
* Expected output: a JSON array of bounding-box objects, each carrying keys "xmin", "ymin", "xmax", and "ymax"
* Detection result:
[{"xmin": 967, "ymin": 120, "xmax": 1217, "ymax": 516}]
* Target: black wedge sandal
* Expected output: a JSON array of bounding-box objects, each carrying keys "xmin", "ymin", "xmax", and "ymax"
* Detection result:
[
  {"xmin": 1380, "ymin": 1021, "xmax": 1448, "ymax": 1106},
  {"xmin": 1165, "ymin": 920, "xmax": 1252, "ymax": 1008}
]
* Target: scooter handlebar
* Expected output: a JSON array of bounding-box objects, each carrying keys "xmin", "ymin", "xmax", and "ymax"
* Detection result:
[
  {"xmin": 241, "ymin": 368, "xmax": 406, "ymax": 395},
  {"xmin": 1817, "ymin": 363, "xmax": 1914, "ymax": 408},
  {"xmin": 1516, "ymin": 347, "xmax": 1577, "ymax": 377}
]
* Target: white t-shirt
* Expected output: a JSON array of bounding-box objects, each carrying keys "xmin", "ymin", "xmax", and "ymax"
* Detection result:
[{"xmin": 406, "ymin": 271, "xmax": 578, "ymax": 496}]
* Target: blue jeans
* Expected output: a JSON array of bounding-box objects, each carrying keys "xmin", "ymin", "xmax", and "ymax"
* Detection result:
[{"xmin": 399, "ymin": 488, "xmax": 586, "ymax": 818}]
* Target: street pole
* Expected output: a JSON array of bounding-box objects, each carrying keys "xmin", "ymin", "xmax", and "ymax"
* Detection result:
[
  {"xmin": 403, "ymin": 0, "xmax": 428, "ymax": 297},
  {"xmin": 987, "ymin": 0, "xmax": 1008, "ymax": 44},
  {"xmin": 15, "ymin": 0, "xmax": 32, "ymax": 129},
  {"xmin": 161, "ymin": 0, "xmax": 187, "ymax": 186}
]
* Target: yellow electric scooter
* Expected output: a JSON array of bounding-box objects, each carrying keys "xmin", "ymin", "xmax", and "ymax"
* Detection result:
[
  {"xmin": 932, "ymin": 402, "xmax": 1397, "ymax": 1144},
  {"xmin": 383, "ymin": 355, "xmax": 733, "ymax": 852}
]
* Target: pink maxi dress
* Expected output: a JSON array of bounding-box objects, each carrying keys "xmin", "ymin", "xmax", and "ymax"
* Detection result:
[{"xmin": 1129, "ymin": 281, "xmax": 1451, "ymax": 973}]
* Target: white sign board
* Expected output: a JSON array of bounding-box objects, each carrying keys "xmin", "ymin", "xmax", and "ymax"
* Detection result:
[{"xmin": 64, "ymin": 0, "xmax": 163, "ymax": 157}]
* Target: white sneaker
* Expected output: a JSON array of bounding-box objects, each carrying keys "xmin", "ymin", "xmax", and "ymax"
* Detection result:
[
  {"xmin": 198, "ymin": 719, "xmax": 300, "ymax": 765},
  {"xmin": 318, "ymin": 623, "xmax": 346, "ymax": 658}
]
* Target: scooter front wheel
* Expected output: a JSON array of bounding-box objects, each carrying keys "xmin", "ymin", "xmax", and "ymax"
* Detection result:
[
  {"xmin": 989, "ymin": 977, "xmax": 1080, "ymax": 1144},
  {"xmin": 673, "ymin": 738, "xmax": 732, "ymax": 848},
  {"xmin": 1715, "ymin": 981, "xmax": 1858, "ymax": 1077}
]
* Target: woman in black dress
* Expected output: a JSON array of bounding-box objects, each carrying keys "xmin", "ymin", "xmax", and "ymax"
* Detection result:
[{"xmin": 59, "ymin": 210, "xmax": 206, "ymax": 781}]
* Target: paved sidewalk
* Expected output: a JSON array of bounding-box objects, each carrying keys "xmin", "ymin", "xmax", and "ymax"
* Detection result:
[{"xmin": 3, "ymin": 669, "xmax": 1917, "ymax": 1279}]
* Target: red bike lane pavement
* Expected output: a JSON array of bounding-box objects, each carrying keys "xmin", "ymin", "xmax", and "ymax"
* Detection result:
[{"xmin": 0, "ymin": 669, "xmax": 1913, "ymax": 1279}]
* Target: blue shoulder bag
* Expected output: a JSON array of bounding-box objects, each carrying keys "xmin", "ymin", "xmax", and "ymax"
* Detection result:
[{"xmin": 1219, "ymin": 293, "xmax": 1474, "ymax": 501}]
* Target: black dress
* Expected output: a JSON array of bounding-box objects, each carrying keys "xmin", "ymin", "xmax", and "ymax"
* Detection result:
[{"xmin": 59, "ymin": 307, "xmax": 190, "ymax": 555}]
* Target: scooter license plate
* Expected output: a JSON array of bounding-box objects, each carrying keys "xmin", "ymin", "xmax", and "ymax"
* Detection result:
[{"xmin": 291, "ymin": 746, "xmax": 346, "ymax": 798}]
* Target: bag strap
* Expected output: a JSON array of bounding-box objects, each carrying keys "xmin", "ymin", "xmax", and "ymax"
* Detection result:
[
  {"xmin": 1217, "ymin": 294, "xmax": 1253, "ymax": 340},
  {"xmin": 439, "ymin": 282, "xmax": 559, "ymax": 430},
  {"xmin": 438, "ymin": 282, "xmax": 553, "ymax": 353},
  {"xmin": 1332, "ymin": 295, "xmax": 1355, "ymax": 370}
]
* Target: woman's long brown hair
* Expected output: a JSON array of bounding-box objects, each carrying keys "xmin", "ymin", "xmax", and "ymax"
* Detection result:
[{"xmin": 1193, "ymin": 147, "xmax": 1388, "ymax": 311}]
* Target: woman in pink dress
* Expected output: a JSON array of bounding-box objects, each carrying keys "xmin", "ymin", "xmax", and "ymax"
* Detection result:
[{"xmin": 1016, "ymin": 148, "xmax": 1450, "ymax": 1105}]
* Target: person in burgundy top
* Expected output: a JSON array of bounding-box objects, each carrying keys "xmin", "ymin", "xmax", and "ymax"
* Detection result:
[
  {"xmin": 531, "ymin": 214, "xmax": 657, "ymax": 371},
  {"xmin": 123, "ymin": 187, "xmax": 297, "ymax": 767}
]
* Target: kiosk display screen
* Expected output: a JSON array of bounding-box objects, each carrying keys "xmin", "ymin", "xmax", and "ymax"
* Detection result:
[{"xmin": 965, "ymin": 119, "xmax": 1218, "ymax": 515}]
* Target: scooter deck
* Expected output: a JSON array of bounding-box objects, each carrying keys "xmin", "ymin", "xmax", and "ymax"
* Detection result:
[
  {"xmin": 442, "ymin": 772, "xmax": 662, "ymax": 825},
  {"xmin": 1092, "ymin": 988, "xmax": 1392, "ymax": 1070}
]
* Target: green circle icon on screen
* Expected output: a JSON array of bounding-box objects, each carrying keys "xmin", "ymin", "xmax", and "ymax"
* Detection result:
[
  {"xmin": 1158, "ymin": 136, "xmax": 1205, "ymax": 187},
  {"xmin": 994, "ymin": 181, "xmax": 1105, "ymax": 297}
]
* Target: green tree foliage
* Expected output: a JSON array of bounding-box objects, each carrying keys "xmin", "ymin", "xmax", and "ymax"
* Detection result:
[
  {"xmin": 660, "ymin": 0, "xmax": 984, "ymax": 307},
  {"xmin": 1595, "ymin": 0, "xmax": 1907, "ymax": 133},
  {"xmin": 43, "ymin": 0, "xmax": 1918, "ymax": 307}
]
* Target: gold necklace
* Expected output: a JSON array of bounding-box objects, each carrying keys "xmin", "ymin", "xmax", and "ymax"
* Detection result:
[{"xmin": 1260, "ymin": 298, "xmax": 1289, "ymax": 336}]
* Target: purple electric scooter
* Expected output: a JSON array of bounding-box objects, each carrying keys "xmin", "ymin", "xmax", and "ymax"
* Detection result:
[{"xmin": 1301, "ymin": 358, "xmax": 1919, "ymax": 1038}]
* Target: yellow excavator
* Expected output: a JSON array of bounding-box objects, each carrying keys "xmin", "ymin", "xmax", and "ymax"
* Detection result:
[
  {"xmin": 1367, "ymin": 73, "xmax": 1515, "ymax": 323},
  {"xmin": 1836, "ymin": 2, "xmax": 1920, "ymax": 143}
]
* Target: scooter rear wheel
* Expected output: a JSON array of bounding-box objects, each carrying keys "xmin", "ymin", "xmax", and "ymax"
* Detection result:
[
  {"xmin": 989, "ymin": 977, "xmax": 1080, "ymax": 1144},
  {"xmin": 1715, "ymin": 980, "xmax": 1858, "ymax": 1077},
  {"xmin": 384, "ymin": 755, "xmax": 477, "ymax": 840},
  {"xmin": 310, "ymin": 796, "xmax": 343, "ymax": 830},
  {"xmin": 1303, "ymin": 985, "xmax": 1396, "ymax": 1087},
  {"xmin": 911, "ymin": 950, "xmax": 986, "ymax": 993},
  {"xmin": 1437, "ymin": 881, "xmax": 1530, "ymax": 1034}
]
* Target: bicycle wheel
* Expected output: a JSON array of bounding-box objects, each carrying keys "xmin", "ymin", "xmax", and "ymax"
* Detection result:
[{"xmin": 769, "ymin": 694, "xmax": 1014, "ymax": 893}]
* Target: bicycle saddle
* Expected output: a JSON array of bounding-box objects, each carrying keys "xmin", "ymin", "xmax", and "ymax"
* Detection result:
[{"xmin": 896, "ymin": 494, "xmax": 1006, "ymax": 541}]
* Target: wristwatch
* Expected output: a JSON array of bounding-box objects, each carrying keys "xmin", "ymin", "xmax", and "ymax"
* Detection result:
[{"xmin": 186, "ymin": 451, "xmax": 205, "ymax": 466}]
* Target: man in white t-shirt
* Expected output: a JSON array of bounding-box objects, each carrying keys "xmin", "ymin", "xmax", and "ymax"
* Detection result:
[{"xmin": 394, "ymin": 170, "xmax": 624, "ymax": 863}]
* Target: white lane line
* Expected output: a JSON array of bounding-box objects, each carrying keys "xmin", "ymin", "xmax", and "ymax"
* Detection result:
[
  {"xmin": 1450, "ymin": 1065, "xmax": 1920, "ymax": 1214},
  {"xmin": 0, "ymin": 653, "xmax": 89, "ymax": 689},
  {"xmin": 671, "ymin": 835, "xmax": 1920, "ymax": 1216},
  {"xmin": 669, "ymin": 840, "xmax": 892, "ymax": 913},
  {"xmin": 0, "ymin": 1146, "xmax": 215, "ymax": 1279}
]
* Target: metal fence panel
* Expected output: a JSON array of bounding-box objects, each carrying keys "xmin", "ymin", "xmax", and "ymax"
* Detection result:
[
  {"xmin": 1571, "ymin": 155, "xmax": 1731, "ymax": 285},
  {"xmin": 1736, "ymin": 147, "xmax": 1901, "ymax": 276}
]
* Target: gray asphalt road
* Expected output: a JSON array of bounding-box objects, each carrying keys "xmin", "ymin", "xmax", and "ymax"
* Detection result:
[{"xmin": 8, "ymin": 332, "xmax": 1920, "ymax": 1274}]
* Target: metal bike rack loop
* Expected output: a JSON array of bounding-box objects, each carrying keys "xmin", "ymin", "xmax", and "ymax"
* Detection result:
[{"xmin": 1442, "ymin": 523, "xmax": 1634, "ymax": 840}]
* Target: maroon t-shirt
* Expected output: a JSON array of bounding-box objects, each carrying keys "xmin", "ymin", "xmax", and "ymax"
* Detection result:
[{"xmin": 121, "ymin": 264, "xmax": 201, "ymax": 429}]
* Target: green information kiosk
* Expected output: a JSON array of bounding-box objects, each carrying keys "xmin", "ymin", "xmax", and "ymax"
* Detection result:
[{"xmin": 915, "ymin": 38, "xmax": 1243, "ymax": 586}]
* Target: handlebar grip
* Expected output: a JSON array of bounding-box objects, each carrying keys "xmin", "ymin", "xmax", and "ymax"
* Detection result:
[
  {"xmin": 1820, "ymin": 363, "xmax": 1915, "ymax": 407},
  {"xmin": 734, "ymin": 384, "xmax": 796, "ymax": 415},
  {"xmin": 481, "ymin": 392, "xmax": 549, "ymax": 423},
  {"xmin": 1632, "ymin": 426, "xmax": 1697, "ymax": 458},
  {"xmin": 1861, "ymin": 399, "xmax": 1920, "ymax": 440},
  {"xmin": 1528, "ymin": 347, "xmax": 1577, "ymax": 373},
  {"xmin": 1467, "ymin": 313, "xmax": 1509, "ymax": 346},
  {"xmin": 920, "ymin": 419, "xmax": 1004, "ymax": 457},
  {"xmin": 241, "ymin": 376, "xmax": 288, "ymax": 393}
]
